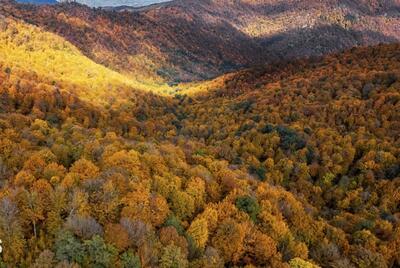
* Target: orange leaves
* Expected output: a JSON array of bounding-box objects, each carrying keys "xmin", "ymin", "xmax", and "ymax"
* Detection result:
[
  {"xmin": 121, "ymin": 184, "xmax": 169, "ymax": 226},
  {"xmin": 23, "ymin": 149, "xmax": 57, "ymax": 179},
  {"xmin": 43, "ymin": 163, "xmax": 66, "ymax": 185},
  {"xmin": 211, "ymin": 218, "xmax": 248, "ymax": 263},
  {"xmin": 104, "ymin": 223, "xmax": 131, "ymax": 252},
  {"xmin": 121, "ymin": 186, "xmax": 151, "ymax": 223},
  {"xmin": 149, "ymin": 194, "xmax": 170, "ymax": 227},
  {"xmin": 244, "ymin": 229, "xmax": 277, "ymax": 265},
  {"xmin": 159, "ymin": 226, "xmax": 189, "ymax": 258},
  {"xmin": 14, "ymin": 171, "xmax": 35, "ymax": 187},
  {"xmin": 69, "ymin": 159, "xmax": 99, "ymax": 181},
  {"xmin": 103, "ymin": 150, "xmax": 144, "ymax": 178}
]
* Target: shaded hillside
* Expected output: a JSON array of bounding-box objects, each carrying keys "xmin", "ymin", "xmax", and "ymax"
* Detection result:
[
  {"xmin": 176, "ymin": 43, "xmax": 400, "ymax": 267},
  {"xmin": 1, "ymin": 0, "xmax": 400, "ymax": 83}
]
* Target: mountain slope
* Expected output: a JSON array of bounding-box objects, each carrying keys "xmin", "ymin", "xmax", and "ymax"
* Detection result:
[
  {"xmin": 0, "ymin": 15, "xmax": 177, "ymax": 135},
  {"xmin": 0, "ymin": 39, "xmax": 399, "ymax": 267},
  {"xmin": 1, "ymin": 0, "xmax": 400, "ymax": 84},
  {"xmin": 0, "ymin": 15, "xmax": 175, "ymax": 101},
  {"xmin": 0, "ymin": 1, "xmax": 399, "ymax": 267}
]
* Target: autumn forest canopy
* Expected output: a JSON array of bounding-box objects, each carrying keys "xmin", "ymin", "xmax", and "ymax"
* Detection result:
[{"xmin": 0, "ymin": 0, "xmax": 399, "ymax": 267}]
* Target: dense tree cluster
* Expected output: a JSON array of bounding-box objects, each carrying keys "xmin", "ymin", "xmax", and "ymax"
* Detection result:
[{"xmin": 0, "ymin": 13, "xmax": 399, "ymax": 268}]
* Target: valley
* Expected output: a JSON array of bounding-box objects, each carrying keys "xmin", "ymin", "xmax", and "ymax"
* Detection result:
[{"xmin": 0, "ymin": 0, "xmax": 399, "ymax": 267}]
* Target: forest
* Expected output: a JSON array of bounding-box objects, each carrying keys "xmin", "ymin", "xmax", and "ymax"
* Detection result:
[
  {"xmin": 2, "ymin": 0, "xmax": 400, "ymax": 83},
  {"xmin": 0, "ymin": 2, "xmax": 400, "ymax": 268}
]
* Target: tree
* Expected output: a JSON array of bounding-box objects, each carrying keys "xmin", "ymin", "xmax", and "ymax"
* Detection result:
[
  {"xmin": 43, "ymin": 163, "xmax": 66, "ymax": 182},
  {"xmin": 14, "ymin": 170, "xmax": 35, "ymax": 187},
  {"xmin": 45, "ymin": 187, "xmax": 67, "ymax": 236},
  {"xmin": 200, "ymin": 246, "xmax": 224, "ymax": 268},
  {"xmin": 187, "ymin": 218, "xmax": 209, "ymax": 250},
  {"xmin": 0, "ymin": 197, "xmax": 25, "ymax": 265},
  {"xmin": 170, "ymin": 190, "xmax": 195, "ymax": 220},
  {"xmin": 235, "ymin": 196, "xmax": 260, "ymax": 222},
  {"xmin": 83, "ymin": 235, "xmax": 118, "ymax": 268},
  {"xmin": 185, "ymin": 177, "xmax": 206, "ymax": 211},
  {"xmin": 159, "ymin": 244, "xmax": 188, "ymax": 268},
  {"xmin": 244, "ymin": 229, "xmax": 277, "ymax": 264},
  {"xmin": 17, "ymin": 189, "xmax": 45, "ymax": 238},
  {"xmin": 103, "ymin": 150, "xmax": 142, "ymax": 177},
  {"xmin": 54, "ymin": 231, "xmax": 84, "ymax": 265},
  {"xmin": 197, "ymin": 207, "xmax": 219, "ymax": 233},
  {"xmin": 65, "ymin": 215, "xmax": 103, "ymax": 240},
  {"xmin": 211, "ymin": 218, "xmax": 247, "ymax": 264},
  {"xmin": 69, "ymin": 159, "xmax": 99, "ymax": 181},
  {"xmin": 33, "ymin": 250, "xmax": 56, "ymax": 268},
  {"xmin": 289, "ymin": 258, "xmax": 320, "ymax": 268},
  {"xmin": 120, "ymin": 250, "xmax": 141, "ymax": 268},
  {"xmin": 121, "ymin": 186, "xmax": 152, "ymax": 224},
  {"xmin": 349, "ymin": 246, "xmax": 387, "ymax": 268},
  {"xmin": 159, "ymin": 226, "xmax": 188, "ymax": 258},
  {"xmin": 23, "ymin": 149, "xmax": 57, "ymax": 178},
  {"xmin": 150, "ymin": 194, "xmax": 170, "ymax": 227},
  {"xmin": 104, "ymin": 223, "xmax": 130, "ymax": 252},
  {"xmin": 163, "ymin": 215, "xmax": 185, "ymax": 236}
]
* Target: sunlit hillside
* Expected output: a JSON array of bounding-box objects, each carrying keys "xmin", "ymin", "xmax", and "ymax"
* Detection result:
[{"xmin": 0, "ymin": 17, "xmax": 173, "ymax": 104}]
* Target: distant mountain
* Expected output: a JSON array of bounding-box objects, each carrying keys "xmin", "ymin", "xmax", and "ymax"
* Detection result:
[
  {"xmin": 16, "ymin": 0, "xmax": 171, "ymax": 7},
  {"xmin": 3, "ymin": 0, "xmax": 400, "ymax": 83},
  {"xmin": 16, "ymin": 0, "xmax": 57, "ymax": 4},
  {"xmin": 66, "ymin": 0, "xmax": 171, "ymax": 7}
]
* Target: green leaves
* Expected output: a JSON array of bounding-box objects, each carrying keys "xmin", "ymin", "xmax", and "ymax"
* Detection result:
[
  {"xmin": 235, "ymin": 196, "xmax": 260, "ymax": 222},
  {"xmin": 54, "ymin": 231, "xmax": 85, "ymax": 265},
  {"xmin": 54, "ymin": 232, "xmax": 118, "ymax": 268},
  {"xmin": 83, "ymin": 235, "xmax": 118, "ymax": 268}
]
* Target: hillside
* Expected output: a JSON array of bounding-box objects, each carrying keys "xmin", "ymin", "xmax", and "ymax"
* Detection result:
[
  {"xmin": 0, "ymin": 17, "xmax": 168, "ymax": 101},
  {"xmin": 0, "ymin": 0, "xmax": 399, "ymax": 267},
  {"xmin": 0, "ymin": 14, "xmax": 399, "ymax": 264},
  {"xmin": 1, "ymin": 0, "xmax": 400, "ymax": 84}
]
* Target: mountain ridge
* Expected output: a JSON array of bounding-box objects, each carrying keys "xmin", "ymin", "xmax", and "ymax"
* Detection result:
[{"xmin": 2, "ymin": 0, "xmax": 400, "ymax": 84}]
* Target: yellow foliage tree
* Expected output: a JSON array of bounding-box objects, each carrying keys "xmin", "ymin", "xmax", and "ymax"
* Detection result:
[{"xmin": 188, "ymin": 218, "xmax": 209, "ymax": 250}]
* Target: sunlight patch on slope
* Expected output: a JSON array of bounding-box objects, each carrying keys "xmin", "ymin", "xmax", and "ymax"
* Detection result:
[
  {"xmin": 177, "ymin": 72, "xmax": 237, "ymax": 96},
  {"xmin": 237, "ymin": 6, "xmax": 362, "ymax": 38},
  {"xmin": 0, "ymin": 17, "xmax": 173, "ymax": 103},
  {"xmin": 238, "ymin": 11, "xmax": 318, "ymax": 38}
]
